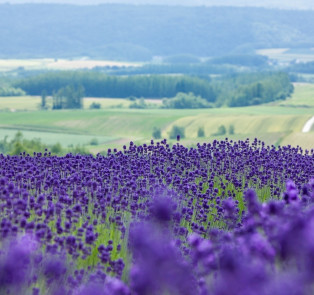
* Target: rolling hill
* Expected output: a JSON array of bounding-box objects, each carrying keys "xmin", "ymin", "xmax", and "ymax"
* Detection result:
[{"xmin": 1, "ymin": 4, "xmax": 314, "ymax": 60}]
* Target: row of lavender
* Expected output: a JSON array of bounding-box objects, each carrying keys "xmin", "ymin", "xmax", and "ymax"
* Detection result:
[{"xmin": 0, "ymin": 138, "xmax": 313, "ymax": 294}]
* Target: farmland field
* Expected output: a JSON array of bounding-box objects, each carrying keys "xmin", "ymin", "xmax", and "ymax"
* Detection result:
[
  {"xmin": 277, "ymin": 83, "xmax": 314, "ymax": 106},
  {"xmin": 0, "ymin": 58, "xmax": 141, "ymax": 72},
  {"xmin": 0, "ymin": 96, "xmax": 42, "ymax": 111},
  {"xmin": 0, "ymin": 83, "xmax": 313, "ymax": 152},
  {"xmin": 257, "ymin": 48, "xmax": 314, "ymax": 63},
  {"xmin": 2, "ymin": 4, "xmax": 314, "ymax": 294},
  {"xmin": 0, "ymin": 97, "xmax": 154, "ymax": 111}
]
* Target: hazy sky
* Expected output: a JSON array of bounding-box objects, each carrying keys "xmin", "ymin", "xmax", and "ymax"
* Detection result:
[{"xmin": 0, "ymin": 0, "xmax": 313, "ymax": 10}]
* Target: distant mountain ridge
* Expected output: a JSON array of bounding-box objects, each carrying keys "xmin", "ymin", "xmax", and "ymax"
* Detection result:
[{"xmin": 1, "ymin": 4, "xmax": 314, "ymax": 60}]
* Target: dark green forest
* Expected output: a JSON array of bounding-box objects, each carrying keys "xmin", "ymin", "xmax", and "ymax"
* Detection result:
[
  {"xmin": 14, "ymin": 72, "xmax": 216, "ymax": 101},
  {"xmin": 100, "ymin": 54, "xmax": 271, "ymax": 76},
  {"xmin": 1, "ymin": 4, "xmax": 314, "ymax": 60},
  {"xmin": 14, "ymin": 71, "xmax": 293, "ymax": 107},
  {"xmin": 211, "ymin": 72, "xmax": 293, "ymax": 107},
  {"xmin": 288, "ymin": 61, "xmax": 314, "ymax": 74}
]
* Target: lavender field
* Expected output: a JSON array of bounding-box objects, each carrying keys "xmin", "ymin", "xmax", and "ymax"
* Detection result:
[{"xmin": 0, "ymin": 137, "xmax": 314, "ymax": 295}]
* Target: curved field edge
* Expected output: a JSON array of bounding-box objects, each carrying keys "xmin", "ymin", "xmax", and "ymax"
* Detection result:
[{"xmin": 0, "ymin": 83, "xmax": 313, "ymax": 151}]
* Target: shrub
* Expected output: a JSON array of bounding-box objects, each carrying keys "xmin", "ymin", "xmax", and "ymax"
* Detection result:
[
  {"xmin": 51, "ymin": 142, "xmax": 63, "ymax": 154},
  {"xmin": 152, "ymin": 127, "xmax": 161, "ymax": 139},
  {"xmin": 90, "ymin": 138, "xmax": 99, "ymax": 146},
  {"xmin": 169, "ymin": 125, "xmax": 185, "ymax": 139},
  {"xmin": 229, "ymin": 124, "xmax": 235, "ymax": 135},
  {"xmin": 162, "ymin": 92, "xmax": 212, "ymax": 109},
  {"xmin": 89, "ymin": 102, "xmax": 101, "ymax": 109},
  {"xmin": 129, "ymin": 98, "xmax": 147, "ymax": 109},
  {"xmin": 70, "ymin": 145, "xmax": 90, "ymax": 155},
  {"xmin": 197, "ymin": 127, "xmax": 205, "ymax": 138},
  {"xmin": 127, "ymin": 96, "xmax": 137, "ymax": 101},
  {"xmin": 213, "ymin": 125, "xmax": 227, "ymax": 136}
]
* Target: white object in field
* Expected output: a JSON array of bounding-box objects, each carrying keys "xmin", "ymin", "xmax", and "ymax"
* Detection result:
[{"xmin": 302, "ymin": 116, "xmax": 314, "ymax": 133}]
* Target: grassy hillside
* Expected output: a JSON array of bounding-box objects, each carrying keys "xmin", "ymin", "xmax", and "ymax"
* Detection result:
[
  {"xmin": 277, "ymin": 83, "xmax": 314, "ymax": 106},
  {"xmin": 0, "ymin": 84, "xmax": 313, "ymax": 152}
]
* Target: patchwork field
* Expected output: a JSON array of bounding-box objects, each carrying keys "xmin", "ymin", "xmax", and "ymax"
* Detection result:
[
  {"xmin": 0, "ymin": 83, "xmax": 313, "ymax": 153},
  {"xmin": 257, "ymin": 48, "xmax": 314, "ymax": 63},
  {"xmin": 277, "ymin": 83, "xmax": 314, "ymax": 106},
  {"xmin": 0, "ymin": 97, "xmax": 160, "ymax": 111},
  {"xmin": 0, "ymin": 58, "xmax": 141, "ymax": 72}
]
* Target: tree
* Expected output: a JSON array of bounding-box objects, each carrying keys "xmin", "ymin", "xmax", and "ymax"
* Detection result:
[
  {"xmin": 229, "ymin": 125, "xmax": 235, "ymax": 135},
  {"xmin": 89, "ymin": 102, "xmax": 101, "ymax": 109},
  {"xmin": 53, "ymin": 85, "xmax": 84, "ymax": 110},
  {"xmin": 162, "ymin": 92, "xmax": 211, "ymax": 109},
  {"xmin": 152, "ymin": 127, "xmax": 161, "ymax": 139},
  {"xmin": 41, "ymin": 90, "xmax": 47, "ymax": 109},
  {"xmin": 212, "ymin": 125, "xmax": 226, "ymax": 136},
  {"xmin": 169, "ymin": 125, "xmax": 185, "ymax": 139},
  {"xmin": 197, "ymin": 127, "xmax": 205, "ymax": 137}
]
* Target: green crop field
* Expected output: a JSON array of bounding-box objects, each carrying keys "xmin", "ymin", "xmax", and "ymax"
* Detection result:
[
  {"xmin": 0, "ymin": 84, "xmax": 313, "ymax": 153},
  {"xmin": 0, "ymin": 129, "xmax": 117, "ymax": 148},
  {"xmin": 277, "ymin": 83, "xmax": 314, "ymax": 106}
]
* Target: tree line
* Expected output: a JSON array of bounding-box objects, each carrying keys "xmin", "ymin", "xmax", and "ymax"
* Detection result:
[
  {"xmin": 212, "ymin": 72, "xmax": 293, "ymax": 107},
  {"xmin": 14, "ymin": 71, "xmax": 293, "ymax": 108},
  {"xmin": 0, "ymin": 86, "xmax": 25, "ymax": 96},
  {"xmin": 14, "ymin": 72, "xmax": 217, "ymax": 101},
  {"xmin": 288, "ymin": 61, "xmax": 314, "ymax": 74},
  {"xmin": 100, "ymin": 63, "xmax": 236, "ymax": 76}
]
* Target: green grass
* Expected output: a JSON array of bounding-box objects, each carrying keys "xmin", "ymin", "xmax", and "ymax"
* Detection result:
[
  {"xmin": 163, "ymin": 114, "xmax": 307, "ymax": 136},
  {"xmin": 0, "ymin": 107, "xmax": 312, "ymax": 151},
  {"xmin": 0, "ymin": 129, "xmax": 117, "ymax": 147},
  {"xmin": 277, "ymin": 83, "xmax": 314, "ymax": 107},
  {"xmin": 0, "ymin": 84, "xmax": 313, "ymax": 152}
]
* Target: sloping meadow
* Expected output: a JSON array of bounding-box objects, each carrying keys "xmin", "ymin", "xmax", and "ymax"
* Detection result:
[{"xmin": 0, "ymin": 138, "xmax": 313, "ymax": 295}]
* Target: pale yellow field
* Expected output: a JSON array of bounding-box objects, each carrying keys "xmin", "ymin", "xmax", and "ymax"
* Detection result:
[
  {"xmin": 163, "ymin": 114, "xmax": 309, "ymax": 139},
  {"xmin": 0, "ymin": 96, "xmax": 42, "ymax": 111},
  {"xmin": 280, "ymin": 132, "xmax": 314, "ymax": 151},
  {"xmin": 0, "ymin": 96, "xmax": 161, "ymax": 111},
  {"xmin": 84, "ymin": 98, "xmax": 132, "ymax": 109},
  {"xmin": 0, "ymin": 58, "xmax": 141, "ymax": 72},
  {"xmin": 257, "ymin": 48, "xmax": 314, "ymax": 63}
]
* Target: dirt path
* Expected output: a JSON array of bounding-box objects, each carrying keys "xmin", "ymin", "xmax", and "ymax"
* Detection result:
[{"xmin": 302, "ymin": 116, "xmax": 314, "ymax": 133}]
